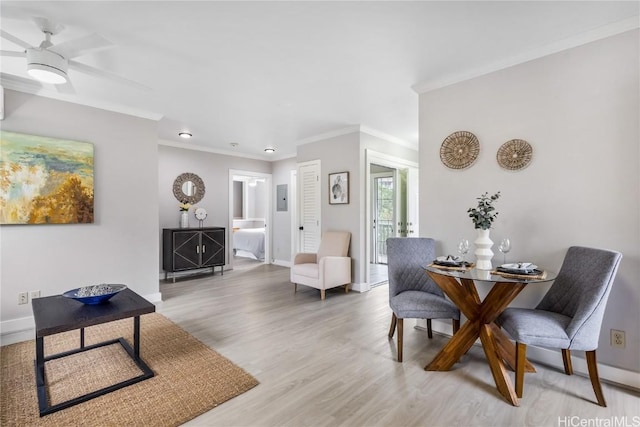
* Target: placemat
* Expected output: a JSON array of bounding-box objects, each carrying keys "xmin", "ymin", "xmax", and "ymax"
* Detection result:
[
  {"xmin": 491, "ymin": 269, "xmax": 547, "ymax": 280},
  {"xmin": 428, "ymin": 262, "xmax": 475, "ymax": 272}
]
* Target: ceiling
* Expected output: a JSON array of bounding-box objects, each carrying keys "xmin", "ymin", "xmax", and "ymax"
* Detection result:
[{"xmin": 1, "ymin": 1, "xmax": 638, "ymax": 161}]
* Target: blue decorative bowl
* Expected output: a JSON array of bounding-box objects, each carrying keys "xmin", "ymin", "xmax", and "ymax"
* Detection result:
[{"xmin": 63, "ymin": 284, "xmax": 127, "ymax": 305}]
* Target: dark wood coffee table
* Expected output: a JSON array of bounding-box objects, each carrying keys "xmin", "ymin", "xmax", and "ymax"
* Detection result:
[{"xmin": 32, "ymin": 288, "xmax": 155, "ymax": 416}]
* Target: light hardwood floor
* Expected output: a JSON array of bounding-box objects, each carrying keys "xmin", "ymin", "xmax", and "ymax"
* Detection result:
[{"xmin": 158, "ymin": 263, "xmax": 639, "ymax": 427}]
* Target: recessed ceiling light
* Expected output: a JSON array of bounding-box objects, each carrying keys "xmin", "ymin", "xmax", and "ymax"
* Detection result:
[
  {"xmin": 178, "ymin": 132, "xmax": 192, "ymax": 139},
  {"xmin": 264, "ymin": 147, "xmax": 276, "ymax": 153},
  {"xmin": 230, "ymin": 142, "xmax": 239, "ymax": 147}
]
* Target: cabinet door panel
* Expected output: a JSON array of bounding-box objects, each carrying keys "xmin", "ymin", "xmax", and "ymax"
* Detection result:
[
  {"xmin": 173, "ymin": 231, "xmax": 200, "ymax": 270},
  {"xmin": 201, "ymin": 230, "xmax": 225, "ymax": 267}
]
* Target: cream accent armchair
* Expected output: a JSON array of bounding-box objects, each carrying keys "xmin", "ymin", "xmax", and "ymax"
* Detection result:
[{"xmin": 291, "ymin": 231, "xmax": 352, "ymax": 300}]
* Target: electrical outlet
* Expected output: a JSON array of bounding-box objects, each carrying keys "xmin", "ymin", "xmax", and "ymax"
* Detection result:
[
  {"xmin": 30, "ymin": 290, "xmax": 41, "ymax": 300},
  {"xmin": 18, "ymin": 292, "xmax": 28, "ymax": 305},
  {"xmin": 611, "ymin": 329, "xmax": 625, "ymax": 349}
]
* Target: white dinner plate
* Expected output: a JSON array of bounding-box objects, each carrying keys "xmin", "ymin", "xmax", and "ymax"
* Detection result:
[{"xmin": 501, "ymin": 263, "xmax": 538, "ymax": 271}]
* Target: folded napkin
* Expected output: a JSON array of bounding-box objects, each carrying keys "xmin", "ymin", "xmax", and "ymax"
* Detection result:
[
  {"xmin": 500, "ymin": 262, "xmax": 538, "ymax": 272},
  {"xmin": 429, "ymin": 262, "xmax": 474, "ymax": 271},
  {"xmin": 435, "ymin": 255, "xmax": 462, "ymax": 263}
]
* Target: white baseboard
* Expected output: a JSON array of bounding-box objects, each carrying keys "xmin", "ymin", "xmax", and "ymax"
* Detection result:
[
  {"xmin": 0, "ymin": 316, "xmax": 34, "ymax": 345},
  {"xmin": 420, "ymin": 319, "xmax": 640, "ymax": 391},
  {"xmin": 351, "ymin": 282, "xmax": 370, "ymax": 293},
  {"xmin": 273, "ymin": 259, "xmax": 292, "ymax": 268},
  {"xmin": 0, "ymin": 291, "xmax": 163, "ymax": 347},
  {"xmin": 145, "ymin": 292, "xmax": 162, "ymax": 304}
]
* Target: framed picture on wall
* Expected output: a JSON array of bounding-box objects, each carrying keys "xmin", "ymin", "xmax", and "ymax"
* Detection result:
[
  {"xmin": 1, "ymin": 131, "xmax": 94, "ymax": 224},
  {"xmin": 328, "ymin": 172, "xmax": 349, "ymax": 205}
]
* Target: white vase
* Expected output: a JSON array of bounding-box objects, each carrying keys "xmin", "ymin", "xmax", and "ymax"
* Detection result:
[
  {"xmin": 474, "ymin": 228, "xmax": 494, "ymax": 270},
  {"xmin": 180, "ymin": 211, "xmax": 189, "ymax": 228}
]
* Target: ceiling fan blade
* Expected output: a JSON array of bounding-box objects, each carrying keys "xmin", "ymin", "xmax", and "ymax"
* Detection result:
[
  {"xmin": 0, "ymin": 50, "xmax": 26, "ymax": 57},
  {"xmin": 56, "ymin": 83, "xmax": 75, "ymax": 94},
  {"xmin": 55, "ymin": 79, "xmax": 75, "ymax": 94},
  {"xmin": 49, "ymin": 33, "xmax": 113, "ymax": 59},
  {"xmin": 69, "ymin": 59, "xmax": 150, "ymax": 91},
  {"xmin": 0, "ymin": 29, "xmax": 32, "ymax": 50}
]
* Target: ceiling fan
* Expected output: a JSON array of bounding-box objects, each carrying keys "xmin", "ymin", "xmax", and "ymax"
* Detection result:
[{"xmin": 0, "ymin": 17, "xmax": 146, "ymax": 90}]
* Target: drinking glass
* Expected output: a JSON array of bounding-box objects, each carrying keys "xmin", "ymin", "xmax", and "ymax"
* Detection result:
[
  {"xmin": 498, "ymin": 238, "xmax": 511, "ymax": 264},
  {"xmin": 457, "ymin": 239, "xmax": 469, "ymax": 263}
]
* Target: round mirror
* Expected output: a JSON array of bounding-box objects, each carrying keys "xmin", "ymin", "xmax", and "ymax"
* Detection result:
[
  {"xmin": 182, "ymin": 181, "xmax": 196, "ymax": 197},
  {"xmin": 173, "ymin": 172, "xmax": 205, "ymax": 204}
]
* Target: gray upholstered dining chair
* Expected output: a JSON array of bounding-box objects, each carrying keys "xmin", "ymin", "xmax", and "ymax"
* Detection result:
[
  {"xmin": 387, "ymin": 237, "xmax": 460, "ymax": 362},
  {"xmin": 498, "ymin": 246, "xmax": 622, "ymax": 407}
]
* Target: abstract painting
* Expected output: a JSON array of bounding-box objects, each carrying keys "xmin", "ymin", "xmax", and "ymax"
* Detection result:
[
  {"xmin": 328, "ymin": 171, "xmax": 349, "ymax": 205},
  {"xmin": 0, "ymin": 131, "xmax": 94, "ymax": 224}
]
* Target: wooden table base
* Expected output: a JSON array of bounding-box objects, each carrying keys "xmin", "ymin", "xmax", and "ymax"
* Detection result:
[{"xmin": 424, "ymin": 273, "xmax": 536, "ymax": 406}]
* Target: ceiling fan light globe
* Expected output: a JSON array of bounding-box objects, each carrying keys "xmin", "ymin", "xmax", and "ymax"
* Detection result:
[
  {"xmin": 27, "ymin": 65, "xmax": 68, "ymax": 84},
  {"xmin": 26, "ymin": 48, "xmax": 68, "ymax": 84}
]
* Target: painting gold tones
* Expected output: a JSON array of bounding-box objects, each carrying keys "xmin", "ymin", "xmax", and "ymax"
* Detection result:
[{"xmin": 0, "ymin": 131, "xmax": 94, "ymax": 224}]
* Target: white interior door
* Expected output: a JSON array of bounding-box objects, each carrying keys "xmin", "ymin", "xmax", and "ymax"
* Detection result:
[{"xmin": 297, "ymin": 160, "xmax": 321, "ymax": 253}]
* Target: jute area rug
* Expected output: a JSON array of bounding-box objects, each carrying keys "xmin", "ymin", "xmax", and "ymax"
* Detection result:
[{"xmin": 1, "ymin": 313, "xmax": 258, "ymax": 426}]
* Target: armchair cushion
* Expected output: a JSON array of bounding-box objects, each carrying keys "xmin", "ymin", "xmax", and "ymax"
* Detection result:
[
  {"xmin": 293, "ymin": 263, "xmax": 319, "ymax": 279},
  {"xmin": 293, "ymin": 252, "xmax": 317, "ymax": 266},
  {"xmin": 317, "ymin": 231, "xmax": 350, "ymax": 260}
]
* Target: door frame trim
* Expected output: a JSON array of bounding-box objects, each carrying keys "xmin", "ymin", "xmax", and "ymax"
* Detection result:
[
  {"xmin": 364, "ymin": 150, "xmax": 418, "ymax": 287},
  {"xmin": 228, "ymin": 169, "xmax": 272, "ymax": 270}
]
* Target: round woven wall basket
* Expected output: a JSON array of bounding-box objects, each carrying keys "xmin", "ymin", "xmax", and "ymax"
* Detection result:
[
  {"xmin": 439, "ymin": 131, "xmax": 480, "ymax": 169},
  {"xmin": 497, "ymin": 139, "xmax": 533, "ymax": 171}
]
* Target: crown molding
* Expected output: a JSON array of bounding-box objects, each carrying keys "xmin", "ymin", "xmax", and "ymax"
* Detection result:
[
  {"xmin": 295, "ymin": 125, "xmax": 362, "ymax": 146},
  {"xmin": 296, "ymin": 124, "xmax": 416, "ymax": 150},
  {"xmin": 413, "ymin": 16, "xmax": 640, "ymax": 94},
  {"xmin": 158, "ymin": 138, "xmax": 296, "ymax": 162},
  {"xmin": 360, "ymin": 125, "xmax": 417, "ymax": 151},
  {"xmin": 0, "ymin": 73, "xmax": 163, "ymax": 121}
]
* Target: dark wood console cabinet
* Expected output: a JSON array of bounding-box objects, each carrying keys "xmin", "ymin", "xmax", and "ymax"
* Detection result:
[{"xmin": 163, "ymin": 227, "xmax": 225, "ymax": 282}]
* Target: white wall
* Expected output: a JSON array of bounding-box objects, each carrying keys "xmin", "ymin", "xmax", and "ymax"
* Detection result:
[
  {"xmin": 418, "ymin": 30, "xmax": 639, "ymax": 372},
  {"xmin": 0, "ymin": 90, "xmax": 160, "ymax": 339},
  {"xmin": 248, "ymin": 181, "xmax": 266, "ymax": 219},
  {"xmin": 158, "ymin": 144, "xmax": 271, "ymax": 270}
]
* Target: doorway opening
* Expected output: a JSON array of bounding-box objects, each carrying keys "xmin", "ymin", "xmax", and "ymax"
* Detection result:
[
  {"xmin": 370, "ymin": 167, "xmax": 394, "ymax": 285},
  {"xmin": 228, "ymin": 170, "xmax": 272, "ymax": 271},
  {"xmin": 365, "ymin": 150, "xmax": 418, "ymax": 287}
]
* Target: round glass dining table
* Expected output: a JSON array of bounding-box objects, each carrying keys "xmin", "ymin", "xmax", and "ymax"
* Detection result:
[{"xmin": 424, "ymin": 264, "xmax": 557, "ymax": 406}]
